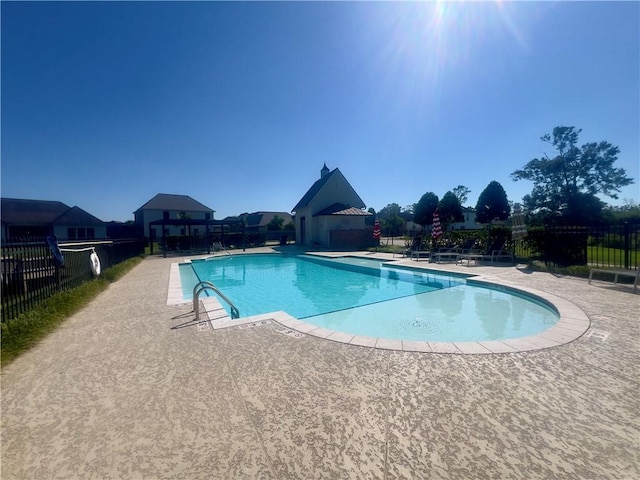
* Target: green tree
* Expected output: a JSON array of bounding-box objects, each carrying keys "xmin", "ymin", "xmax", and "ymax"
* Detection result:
[
  {"xmin": 414, "ymin": 192, "xmax": 439, "ymax": 229},
  {"xmin": 378, "ymin": 203, "xmax": 402, "ymax": 219},
  {"xmin": 475, "ymin": 181, "xmax": 510, "ymax": 226},
  {"xmin": 438, "ymin": 191, "xmax": 464, "ymax": 231},
  {"xmin": 266, "ymin": 215, "xmax": 284, "ymax": 231},
  {"xmin": 452, "ymin": 185, "xmax": 471, "ymax": 206},
  {"xmin": 378, "ymin": 203, "xmax": 405, "ymax": 236},
  {"xmin": 511, "ymin": 126, "xmax": 633, "ymax": 222}
]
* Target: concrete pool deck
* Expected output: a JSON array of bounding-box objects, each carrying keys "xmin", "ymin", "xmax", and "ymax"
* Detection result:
[{"xmin": 2, "ymin": 248, "xmax": 639, "ymax": 479}]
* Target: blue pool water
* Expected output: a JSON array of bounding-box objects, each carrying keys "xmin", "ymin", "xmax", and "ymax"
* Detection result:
[{"xmin": 179, "ymin": 254, "xmax": 560, "ymax": 342}]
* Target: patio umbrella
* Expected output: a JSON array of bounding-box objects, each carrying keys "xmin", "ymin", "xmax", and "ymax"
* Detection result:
[
  {"xmin": 511, "ymin": 203, "xmax": 528, "ymax": 240},
  {"xmin": 373, "ymin": 219, "xmax": 381, "ymax": 240},
  {"xmin": 431, "ymin": 210, "xmax": 443, "ymax": 239}
]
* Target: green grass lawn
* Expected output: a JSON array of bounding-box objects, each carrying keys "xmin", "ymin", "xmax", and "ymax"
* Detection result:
[{"xmin": 587, "ymin": 246, "xmax": 639, "ymax": 267}]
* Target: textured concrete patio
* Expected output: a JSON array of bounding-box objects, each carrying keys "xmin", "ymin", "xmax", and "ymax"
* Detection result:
[{"xmin": 2, "ymin": 249, "xmax": 638, "ymax": 479}]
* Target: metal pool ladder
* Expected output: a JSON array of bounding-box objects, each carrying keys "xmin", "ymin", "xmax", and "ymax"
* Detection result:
[{"xmin": 193, "ymin": 281, "xmax": 240, "ymax": 320}]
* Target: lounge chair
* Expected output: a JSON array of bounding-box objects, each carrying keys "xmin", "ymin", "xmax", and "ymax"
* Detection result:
[
  {"xmin": 430, "ymin": 239, "xmax": 477, "ymax": 263},
  {"xmin": 399, "ymin": 236, "xmax": 431, "ymax": 261},
  {"xmin": 588, "ymin": 268, "xmax": 639, "ymax": 293},
  {"xmin": 457, "ymin": 238, "xmax": 511, "ymax": 266}
]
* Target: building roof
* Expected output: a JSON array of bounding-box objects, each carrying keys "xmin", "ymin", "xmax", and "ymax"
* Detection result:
[
  {"xmin": 292, "ymin": 167, "xmax": 366, "ymax": 212},
  {"xmin": 134, "ymin": 194, "xmax": 214, "ymax": 213},
  {"xmin": 244, "ymin": 211, "xmax": 293, "ymax": 228},
  {"xmin": 55, "ymin": 206, "xmax": 105, "ymax": 227},
  {"xmin": 1, "ymin": 198, "xmax": 104, "ymax": 226},
  {"xmin": 313, "ymin": 203, "xmax": 372, "ymax": 217}
]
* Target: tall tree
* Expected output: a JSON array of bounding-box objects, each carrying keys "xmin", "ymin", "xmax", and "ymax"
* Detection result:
[
  {"xmin": 378, "ymin": 203, "xmax": 402, "ymax": 219},
  {"xmin": 475, "ymin": 181, "xmax": 510, "ymax": 226},
  {"xmin": 452, "ymin": 185, "xmax": 471, "ymax": 206},
  {"xmin": 511, "ymin": 126, "xmax": 633, "ymax": 222},
  {"xmin": 438, "ymin": 191, "xmax": 464, "ymax": 231},
  {"xmin": 414, "ymin": 192, "xmax": 439, "ymax": 229},
  {"xmin": 378, "ymin": 203, "xmax": 404, "ymax": 236}
]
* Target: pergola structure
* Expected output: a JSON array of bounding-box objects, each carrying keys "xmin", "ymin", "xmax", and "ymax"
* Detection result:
[{"xmin": 148, "ymin": 218, "xmax": 245, "ymax": 257}]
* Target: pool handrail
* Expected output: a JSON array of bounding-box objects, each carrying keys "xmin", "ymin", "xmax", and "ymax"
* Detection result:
[{"xmin": 193, "ymin": 281, "xmax": 240, "ymax": 320}]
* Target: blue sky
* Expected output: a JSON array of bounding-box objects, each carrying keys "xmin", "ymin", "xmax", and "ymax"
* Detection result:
[{"xmin": 2, "ymin": 1, "xmax": 638, "ymax": 222}]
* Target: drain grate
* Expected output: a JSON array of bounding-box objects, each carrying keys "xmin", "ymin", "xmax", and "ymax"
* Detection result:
[{"xmin": 587, "ymin": 329, "xmax": 610, "ymax": 341}]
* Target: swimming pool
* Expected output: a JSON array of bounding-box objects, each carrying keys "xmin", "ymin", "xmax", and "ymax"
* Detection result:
[{"xmin": 179, "ymin": 254, "xmax": 561, "ymax": 343}]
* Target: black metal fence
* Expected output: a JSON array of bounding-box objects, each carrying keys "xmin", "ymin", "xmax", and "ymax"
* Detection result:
[
  {"xmin": 1, "ymin": 238, "xmax": 145, "ymax": 322},
  {"xmin": 513, "ymin": 222, "xmax": 639, "ymax": 269}
]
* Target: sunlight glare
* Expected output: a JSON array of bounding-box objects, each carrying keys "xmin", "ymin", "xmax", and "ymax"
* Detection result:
[{"xmin": 370, "ymin": 1, "xmax": 530, "ymax": 112}]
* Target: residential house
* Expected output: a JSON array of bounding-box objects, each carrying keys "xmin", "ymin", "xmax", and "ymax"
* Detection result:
[
  {"xmin": 292, "ymin": 164, "xmax": 372, "ymax": 249},
  {"xmin": 451, "ymin": 207, "xmax": 482, "ymax": 230},
  {"xmin": 134, "ymin": 193, "xmax": 215, "ymax": 239},
  {"xmin": 1, "ymin": 198, "xmax": 106, "ymax": 242},
  {"xmin": 242, "ymin": 211, "xmax": 293, "ymax": 233},
  {"xmin": 407, "ymin": 207, "xmax": 482, "ymax": 234}
]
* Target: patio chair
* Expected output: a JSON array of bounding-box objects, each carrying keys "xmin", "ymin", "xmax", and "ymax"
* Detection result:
[
  {"xmin": 398, "ymin": 236, "xmax": 430, "ymax": 261},
  {"xmin": 457, "ymin": 238, "xmax": 510, "ymax": 266},
  {"xmin": 430, "ymin": 239, "xmax": 477, "ymax": 263},
  {"xmin": 486, "ymin": 238, "xmax": 513, "ymax": 263}
]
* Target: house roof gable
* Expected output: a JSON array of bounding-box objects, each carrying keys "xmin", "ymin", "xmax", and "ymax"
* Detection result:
[
  {"xmin": 135, "ymin": 194, "xmax": 214, "ymax": 214},
  {"xmin": 54, "ymin": 206, "xmax": 105, "ymax": 226},
  {"xmin": 1, "ymin": 198, "xmax": 71, "ymax": 225},
  {"xmin": 292, "ymin": 168, "xmax": 366, "ymax": 212},
  {"xmin": 1, "ymin": 198, "xmax": 105, "ymax": 227},
  {"xmin": 244, "ymin": 211, "xmax": 293, "ymax": 228}
]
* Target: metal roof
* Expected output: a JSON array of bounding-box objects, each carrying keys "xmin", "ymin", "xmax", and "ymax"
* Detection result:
[{"xmin": 313, "ymin": 203, "xmax": 371, "ymax": 217}]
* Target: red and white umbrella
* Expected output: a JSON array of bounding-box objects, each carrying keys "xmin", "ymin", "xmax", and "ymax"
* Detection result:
[
  {"xmin": 373, "ymin": 219, "xmax": 381, "ymax": 239},
  {"xmin": 431, "ymin": 210, "xmax": 443, "ymax": 239}
]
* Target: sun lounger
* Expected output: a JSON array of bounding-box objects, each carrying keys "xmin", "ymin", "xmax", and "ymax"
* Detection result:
[
  {"xmin": 588, "ymin": 268, "xmax": 639, "ymax": 293},
  {"xmin": 457, "ymin": 238, "xmax": 511, "ymax": 266},
  {"xmin": 411, "ymin": 250, "xmax": 432, "ymax": 261},
  {"xmin": 430, "ymin": 239, "xmax": 477, "ymax": 264}
]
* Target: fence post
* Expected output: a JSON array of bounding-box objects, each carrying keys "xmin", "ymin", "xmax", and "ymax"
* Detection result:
[{"xmin": 624, "ymin": 221, "xmax": 630, "ymax": 270}]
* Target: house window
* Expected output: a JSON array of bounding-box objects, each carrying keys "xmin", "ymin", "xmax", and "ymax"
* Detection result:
[
  {"xmin": 77, "ymin": 228, "xmax": 86, "ymax": 240},
  {"xmin": 87, "ymin": 228, "xmax": 95, "ymax": 239},
  {"xmin": 163, "ymin": 211, "xmax": 169, "ymax": 220},
  {"xmin": 67, "ymin": 228, "xmax": 77, "ymax": 240},
  {"xmin": 205, "ymin": 213, "xmax": 211, "ymax": 220}
]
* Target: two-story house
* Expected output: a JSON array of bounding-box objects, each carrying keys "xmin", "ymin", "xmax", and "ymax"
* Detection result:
[{"xmin": 134, "ymin": 193, "xmax": 215, "ymax": 239}]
